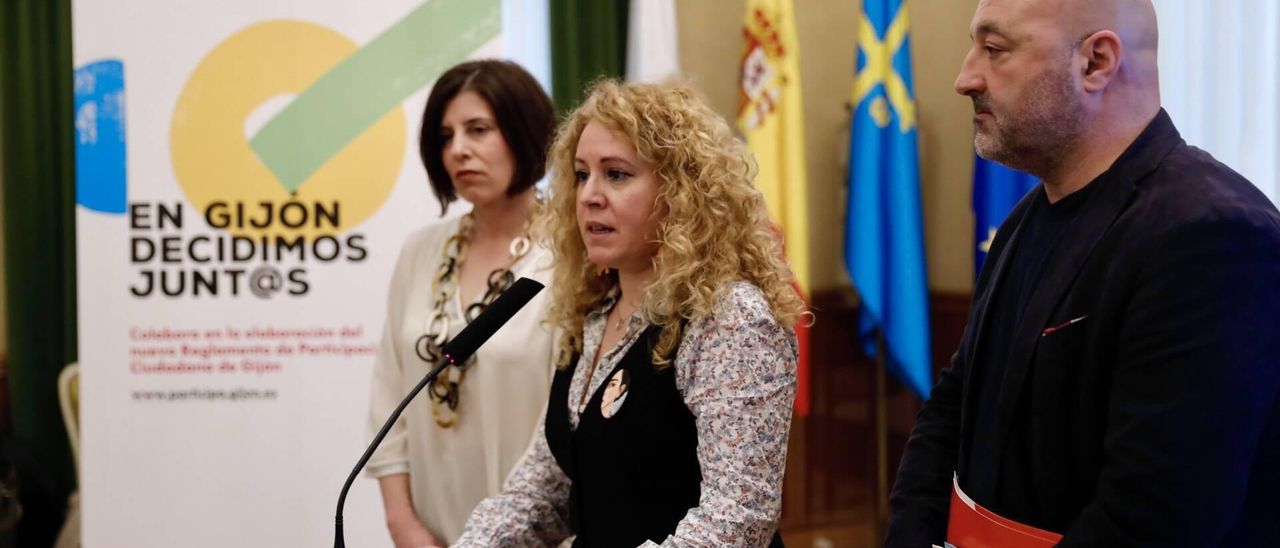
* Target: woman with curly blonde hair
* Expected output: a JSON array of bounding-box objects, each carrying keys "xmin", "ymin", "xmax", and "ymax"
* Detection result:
[{"xmin": 455, "ymin": 80, "xmax": 802, "ymax": 548}]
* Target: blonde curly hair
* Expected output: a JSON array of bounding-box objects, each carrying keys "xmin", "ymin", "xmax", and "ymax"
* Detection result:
[{"xmin": 544, "ymin": 79, "xmax": 804, "ymax": 368}]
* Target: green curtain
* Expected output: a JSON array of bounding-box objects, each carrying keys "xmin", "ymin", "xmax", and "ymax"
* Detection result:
[
  {"xmin": 0, "ymin": 0, "xmax": 78, "ymax": 504},
  {"xmin": 549, "ymin": 0, "xmax": 630, "ymax": 115}
]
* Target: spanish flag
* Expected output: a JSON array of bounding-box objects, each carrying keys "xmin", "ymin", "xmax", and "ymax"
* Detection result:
[{"xmin": 738, "ymin": 0, "xmax": 811, "ymax": 416}]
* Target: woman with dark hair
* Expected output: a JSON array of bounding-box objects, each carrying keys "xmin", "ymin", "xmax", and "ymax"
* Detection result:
[
  {"xmin": 599, "ymin": 369, "xmax": 629, "ymax": 419},
  {"xmin": 364, "ymin": 59, "xmax": 557, "ymax": 547}
]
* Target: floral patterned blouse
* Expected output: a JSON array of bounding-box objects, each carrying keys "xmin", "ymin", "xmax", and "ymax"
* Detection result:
[{"xmin": 454, "ymin": 281, "xmax": 798, "ymax": 547}]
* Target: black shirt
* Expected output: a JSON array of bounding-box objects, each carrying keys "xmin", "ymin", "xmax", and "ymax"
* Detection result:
[{"xmin": 963, "ymin": 180, "xmax": 1101, "ymax": 518}]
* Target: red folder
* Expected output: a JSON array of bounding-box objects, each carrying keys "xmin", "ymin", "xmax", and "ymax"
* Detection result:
[{"xmin": 945, "ymin": 474, "xmax": 1063, "ymax": 548}]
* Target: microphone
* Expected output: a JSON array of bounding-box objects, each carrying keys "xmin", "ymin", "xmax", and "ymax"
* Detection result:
[{"xmin": 334, "ymin": 277, "xmax": 545, "ymax": 547}]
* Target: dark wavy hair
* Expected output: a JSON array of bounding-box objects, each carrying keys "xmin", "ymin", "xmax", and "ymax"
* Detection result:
[{"xmin": 418, "ymin": 60, "xmax": 555, "ymax": 214}]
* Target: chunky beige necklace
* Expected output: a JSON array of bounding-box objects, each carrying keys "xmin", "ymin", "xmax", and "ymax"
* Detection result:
[{"xmin": 414, "ymin": 212, "xmax": 532, "ymax": 428}]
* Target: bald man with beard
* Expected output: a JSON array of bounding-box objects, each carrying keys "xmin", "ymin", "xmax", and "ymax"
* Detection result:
[{"xmin": 886, "ymin": 0, "xmax": 1280, "ymax": 546}]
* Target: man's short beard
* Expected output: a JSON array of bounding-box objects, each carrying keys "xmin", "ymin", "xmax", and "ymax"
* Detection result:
[{"xmin": 974, "ymin": 61, "xmax": 1086, "ymax": 178}]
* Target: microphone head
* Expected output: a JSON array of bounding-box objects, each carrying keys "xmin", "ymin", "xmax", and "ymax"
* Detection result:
[{"xmin": 442, "ymin": 277, "xmax": 544, "ymax": 363}]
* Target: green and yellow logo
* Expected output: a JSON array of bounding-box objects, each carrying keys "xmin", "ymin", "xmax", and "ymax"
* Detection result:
[
  {"xmin": 121, "ymin": 0, "xmax": 499, "ymax": 298},
  {"xmin": 170, "ymin": 0, "xmax": 500, "ymax": 238}
]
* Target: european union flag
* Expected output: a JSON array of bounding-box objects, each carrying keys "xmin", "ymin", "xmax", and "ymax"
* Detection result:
[
  {"xmin": 845, "ymin": 0, "xmax": 931, "ymax": 399},
  {"xmin": 972, "ymin": 156, "xmax": 1038, "ymax": 279}
]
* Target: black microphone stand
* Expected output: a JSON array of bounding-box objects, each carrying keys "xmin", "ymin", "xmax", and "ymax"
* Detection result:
[
  {"xmin": 332, "ymin": 276, "xmax": 543, "ymax": 547},
  {"xmin": 334, "ymin": 352, "xmax": 458, "ymax": 548}
]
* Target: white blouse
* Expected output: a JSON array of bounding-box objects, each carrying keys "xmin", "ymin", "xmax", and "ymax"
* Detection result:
[{"xmin": 364, "ymin": 217, "xmax": 557, "ymax": 544}]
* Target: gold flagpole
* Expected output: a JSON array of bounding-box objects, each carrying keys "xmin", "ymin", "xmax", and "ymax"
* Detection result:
[{"xmin": 874, "ymin": 328, "xmax": 890, "ymax": 539}]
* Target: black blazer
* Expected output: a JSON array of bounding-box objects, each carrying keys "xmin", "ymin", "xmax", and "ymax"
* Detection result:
[{"xmin": 886, "ymin": 110, "xmax": 1280, "ymax": 547}]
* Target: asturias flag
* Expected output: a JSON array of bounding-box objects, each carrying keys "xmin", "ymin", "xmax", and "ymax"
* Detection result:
[{"xmin": 844, "ymin": 0, "xmax": 932, "ymax": 399}]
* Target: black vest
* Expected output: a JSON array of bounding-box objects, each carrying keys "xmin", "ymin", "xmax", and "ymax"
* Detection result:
[{"xmin": 545, "ymin": 325, "xmax": 785, "ymax": 547}]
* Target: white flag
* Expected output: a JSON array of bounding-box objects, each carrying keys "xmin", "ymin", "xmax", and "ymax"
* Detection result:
[{"xmin": 626, "ymin": 0, "xmax": 681, "ymax": 83}]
